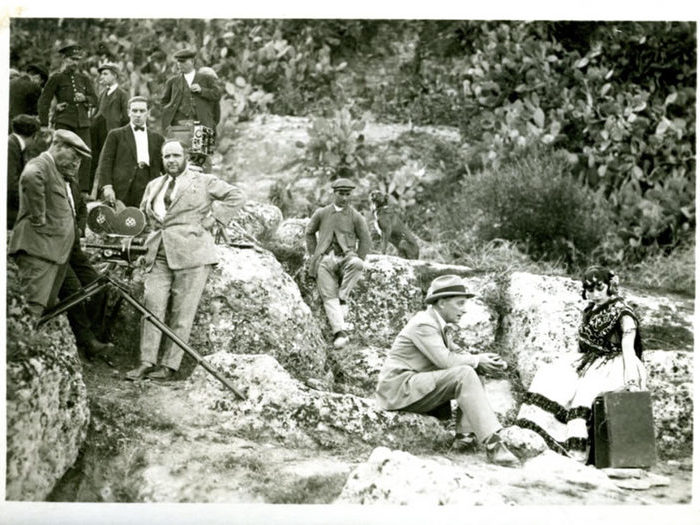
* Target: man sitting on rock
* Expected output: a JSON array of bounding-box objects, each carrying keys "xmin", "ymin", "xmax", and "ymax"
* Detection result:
[
  {"xmin": 375, "ymin": 274, "xmax": 520, "ymax": 467},
  {"xmin": 126, "ymin": 139, "xmax": 244, "ymax": 380},
  {"xmin": 305, "ymin": 178, "xmax": 372, "ymax": 349}
]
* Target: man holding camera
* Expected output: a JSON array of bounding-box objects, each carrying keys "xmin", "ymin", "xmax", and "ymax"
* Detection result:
[
  {"xmin": 126, "ymin": 139, "xmax": 244, "ymax": 381},
  {"xmin": 375, "ymin": 275, "xmax": 520, "ymax": 467}
]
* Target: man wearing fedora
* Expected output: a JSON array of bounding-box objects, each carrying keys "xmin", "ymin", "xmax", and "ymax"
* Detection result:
[
  {"xmin": 8, "ymin": 129, "xmax": 92, "ymax": 317},
  {"xmin": 305, "ymin": 178, "xmax": 372, "ymax": 348},
  {"xmin": 375, "ymin": 274, "xmax": 520, "ymax": 467},
  {"xmin": 97, "ymin": 96, "xmax": 165, "ymax": 208},
  {"xmin": 38, "ymin": 42, "xmax": 97, "ymax": 197},
  {"xmin": 90, "ymin": 62, "xmax": 129, "ymax": 196},
  {"xmin": 160, "ymin": 48, "xmax": 222, "ymax": 136}
]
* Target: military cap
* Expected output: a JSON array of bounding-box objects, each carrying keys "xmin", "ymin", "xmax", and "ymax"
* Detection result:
[
  {"xmin": 11, "ymin": 114, "xmax": 41, "ymax": 136},
  {"xmin": 173, "ymin": 48, "xmax": 196, "ymax": 61},
  {"xmin": 97, "ymin": 62, "xmax": 120, "ymax": 75},
  {"xmin": 53, "ymin": 129, "xmax": 92, "ymax": 158},
  {"xmin": 59, "ymin": 41, "xmax": 83, "ymax": 56},
  {"xmin": 331, "ymin": 178, "xmax": 356, "ymax": 191}
]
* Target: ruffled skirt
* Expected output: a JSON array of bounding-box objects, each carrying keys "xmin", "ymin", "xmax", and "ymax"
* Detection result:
[{"xmin": 515, "ymin": 353, "xmax": 647, "ymax": 461}]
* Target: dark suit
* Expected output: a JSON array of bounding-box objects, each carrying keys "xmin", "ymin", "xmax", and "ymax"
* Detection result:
[
  {"xmin": 90, "ymin": 86, "xmax": 130, "ymax": 182},
  {"xmin": 161, "ymin": 72, "xmax": 221, "ymax": 130},
  {"xmin": 7, "ymin": 134, "xmax": 25, "ymax": 229},
  {"xmin": 96, "ymin": 124, "xmax": 165, "ymax": 207},
  {"xmin": 8, "ymin": 151, "xmax": 76, "ymax": 310},
  {"xmin": 37, "ymin": 70, "xmax": 98, "ymax": 192}
]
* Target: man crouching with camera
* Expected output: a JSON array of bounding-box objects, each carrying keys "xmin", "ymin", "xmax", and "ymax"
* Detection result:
[{"xmin": 126, "ymin": 140, "xmax": 244, "ymax": 381}]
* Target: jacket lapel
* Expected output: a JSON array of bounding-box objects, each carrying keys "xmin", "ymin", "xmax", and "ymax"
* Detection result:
[
  {"xmin": 167, "ymin": 170, "xmax": 194, "ymax": 210},
  {"xmin": 124, "ymin": 126, "xmax": 137, "ymax": 161}
]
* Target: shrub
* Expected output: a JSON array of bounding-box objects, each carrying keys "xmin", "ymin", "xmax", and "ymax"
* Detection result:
[{"xmin": 466, "ymin": 147, "xmax": 613, "ymax": 267}]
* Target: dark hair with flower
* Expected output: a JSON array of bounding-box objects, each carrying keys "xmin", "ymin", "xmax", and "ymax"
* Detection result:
[{"xmin": 581, "ymin": 265, "xmax": 620, "ymax": 299}]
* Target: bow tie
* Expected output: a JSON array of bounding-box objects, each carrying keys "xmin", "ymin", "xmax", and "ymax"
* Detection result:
[{"xmin": 133, "ymin": 125, "xmax": 145, "ymax": 132}]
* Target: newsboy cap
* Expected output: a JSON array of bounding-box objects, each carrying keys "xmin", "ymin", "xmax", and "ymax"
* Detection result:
[
  {"xmin": 173, "ymin": 48, "xmax": 196, "ymax": 61},
  {"xmin": 97, "ymin": 62, "xmax": 120, "ymax": 75},
  {"xmin": 424, "ymin": 275, "xmax": 475, "ymax": 304},
  {"xmin": 331, "ymin": 178, "xmax": 356, "ymax": 191},
  {"xmin": 53, "ymin": 129, "xmax": 92, "ymax": 158}
]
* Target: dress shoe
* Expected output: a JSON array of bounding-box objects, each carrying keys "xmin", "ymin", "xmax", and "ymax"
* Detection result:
[
  {"xmin": 451, "ymin": 432, "xmax": 478, "ymax": 453},
  {"xmin": 84, "ymin": 337, "xmax": 115, "ymax": 366},
  {"xmin": 485, "ymin": 434, "xmax": 520, "ymax": 468},
  {"xmin": 147, "ymin": 366, "xmax": 175, "ymax": 380},
  {"xmin": 125, "ymin": 362, "xmax": 154, "ymax": 381},
  {"xmin": 333, "ymin": 331, "xmax": 349, "ymax": 349}
]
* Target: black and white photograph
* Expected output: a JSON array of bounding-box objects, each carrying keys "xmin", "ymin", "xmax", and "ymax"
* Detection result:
[{"xmin": 2, "ymin": 3, "xmax": 697, "ymax": 523}]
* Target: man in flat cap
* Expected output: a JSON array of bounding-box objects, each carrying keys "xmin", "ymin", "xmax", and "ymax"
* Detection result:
[
  {"xmin": 160, "ymin": 48, "xmax": 222, "ymax": 136},
  {"xmin": 90, "ymin": 62, "xmax": 129, "ymax": 194},
  {"xmin": 97, "ymin": 97, "xmax": 165, "ymax": 208},
  {"xmin": 305, "ymin": 178, "xmax": 372, "ymax": 348},
  {"xmin": 375, "ymin": 275, "xmax": 520, "ymax": 467},
  {"xmin": 8, "ymin": 129, "xmax": 91, "ymax": 317},
  {"xmin": 126, "ymin": 139, "xmax": 245, "ymax": 381},
  {"xmin": 38, "ymin": 42, "xmax": 98, "ymax": 198},
  {"xmin": 7, "ymin": 114, "xmax": 41, "ymax": 229}
]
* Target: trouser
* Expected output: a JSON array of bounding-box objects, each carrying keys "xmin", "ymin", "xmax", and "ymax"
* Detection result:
[
  {"xmin": 89, "ymin": 116, "xmax": 107, "ymax": 197},
  {"xmin": 140, "ymin": 254, "xmax": 211, "ymax": 371},
  {"xmin": 123, "ymin": 166, "xmax": 152, "ymax": 208},
  {"xmin": 401, "ymin": 366, "xmax": 501, "ymax": 443},
  {"xmin": 59, "ymin": 239, "xmax": 108, "ymax": 345},
  {"xmin": 316, "ymin": 251, "xmax": 364, "ymax": 334},
  {"xmin": 56, "ymin": 123, "xmax": 92, "ymax": 193},
  {"xmin": 13, "ymin": 252, "xmax": 68, "ymax": 315}
]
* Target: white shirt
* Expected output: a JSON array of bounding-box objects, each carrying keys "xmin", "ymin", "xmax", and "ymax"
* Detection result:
[
  {"xmin": 131, "ymin": 123, "xmax": 150, "ymax": 165},
  {"xmin": 152, "ymin": 175, "xmax": 181, "ymax": 220},
  {"xmin": 12, "ymin": 133, "xmax": 26, "ymax": 151},
  {"xmin": 184, "ymin": 70, "xmax": 196, "ymax": 87},
  {"xmin": 106, "ymin": 83, "xmax": 118, "ymax": 96}
]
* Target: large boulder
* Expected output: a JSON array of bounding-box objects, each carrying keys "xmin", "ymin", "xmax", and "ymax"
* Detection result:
[
  {"xmin": 5, "ymin": 268, "xmax": 90, "ymax": 500},
  {"xmin": 222, "ymin": 201, "xmax": 283, "ymax": 243},
  {"xmin": 337, "ymin": 447, "xmax": 646, "ymax": 505},
  {"xmin": 185, "ymin": 352, "xmax": 453, "ymax": 451},
  {"xmin": 109, "ymin": 245, "xmax": 329, "ymax": 385}
]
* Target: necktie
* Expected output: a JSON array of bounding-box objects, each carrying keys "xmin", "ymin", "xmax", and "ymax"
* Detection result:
[{"xmin": 163, "ymin": 177, "xmax": 176, "ymax": 208}]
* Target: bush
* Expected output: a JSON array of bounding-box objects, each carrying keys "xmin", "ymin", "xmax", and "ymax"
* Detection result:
[{"xmin": 466, "ymin": 147, "xmax": 613, "ymax": 267}]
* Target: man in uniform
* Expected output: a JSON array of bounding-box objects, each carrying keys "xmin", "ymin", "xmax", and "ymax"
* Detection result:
[
  {"xmin": 305, "ymin": 178, "xmax": 371, "ymax": 349},
  {"xmin": 7, "ymin": 114, "xmax": 41, "ymax": 229},
  {"xmin": 97, "ymin": 96, "xmax": 165, "ymax": 208},
  {"xmin": 160, "ymin": 48, "xmax": 222, "ymax": 137},
  {"xmin": 8, "ymin": 130, "xmax": 91, "ymax": 317},
  {"xmin": 125, "ymin": 140, "xmax": 244, "ymax": 380},
  {"xmin": 37, "ymin": 42, "xmax": 98, "ymax": 197},
  {"xmin": 375, "ymin": 275, "xmax": 520, "ymax": 467}
]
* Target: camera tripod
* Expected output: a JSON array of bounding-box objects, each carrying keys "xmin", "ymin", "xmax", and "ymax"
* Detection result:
[{"xmin": 39, "ymin": 265, "xmax": 245, "ymax": 401}]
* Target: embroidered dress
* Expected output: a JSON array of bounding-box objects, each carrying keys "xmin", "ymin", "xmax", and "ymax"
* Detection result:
[{"xmin": 515, "ymin": 296, "xmax": 647, "ymax": 459}]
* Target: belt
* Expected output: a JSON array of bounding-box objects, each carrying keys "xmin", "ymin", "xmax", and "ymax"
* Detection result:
[{"xmin": 136, "ymin": 162, "xmax": 150, "ymax": 170}]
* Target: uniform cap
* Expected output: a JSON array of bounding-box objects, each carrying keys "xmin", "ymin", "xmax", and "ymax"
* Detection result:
[{"xmin": 53, "ymin": 129, "xmax": 92, "ymax": 158}]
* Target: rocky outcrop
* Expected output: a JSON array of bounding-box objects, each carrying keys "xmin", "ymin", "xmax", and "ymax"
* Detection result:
[
  {"xmin": 223, "ymin": 200, "xmax": 283, "ymax": 242},
  {"xmin": 501, "ymin": 272, "xmax": 694, "ymax": 454},
  {"xmin": 337, "ymin": 447, "xmax": 646, "ymax": 505},
  {"xmin": 5, "ymin": 283, "xmax": 90, "ymax": 500}
]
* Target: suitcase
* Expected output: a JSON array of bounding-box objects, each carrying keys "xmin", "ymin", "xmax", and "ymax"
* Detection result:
[{"xmin": 593, "ymin": 391, "xmax": 657, "ymax": 468}]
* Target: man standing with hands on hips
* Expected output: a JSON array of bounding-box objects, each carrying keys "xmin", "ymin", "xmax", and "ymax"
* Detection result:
[
  {"xmin": 375, "ymin": 275, "xmax": 520, "ymax": 467},
  {"xmin": 305, "ymin": 178, "xmax": 371, "ymax": 349},
  {"xmin": 126, "ymin": 140, "xmax": 244, "ymax": 381}
]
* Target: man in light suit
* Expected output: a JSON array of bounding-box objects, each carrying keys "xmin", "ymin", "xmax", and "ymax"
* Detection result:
[
  {"xmin": 125, "ymin": 139, "xmax": 244, "ymax": 381},
  {"xmin": 305, "ymin": 178, "xmax": 372, "ymax": 349},
  {"xmin": 160, "ymin": 48, "xmax": 222, "ymax": 134},
  {"xmin": 97, "ymin": 96, "xmax": 165, "ymax": 208},
  {"xmin": 375, "ymin": 275, "xmax": 520, "ymax": 467},
  {"xmin": 8, "ymin": 129, "xmax": 91, "ymax": 316}
]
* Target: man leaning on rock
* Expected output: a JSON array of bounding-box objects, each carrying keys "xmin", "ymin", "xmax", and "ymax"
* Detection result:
[
  {"xmin": 305, "ymin": 177, "xmax": 372, "ymax": 349},
  {"xmin": 126, "ymin": 139, "xmax": 244, "ymax": 381},
  {"xmin": 375, "ymin": 275, "xmax": 520, "ymax": 467}
]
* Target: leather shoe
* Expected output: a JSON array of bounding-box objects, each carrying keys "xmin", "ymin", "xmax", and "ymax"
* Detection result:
[
  {"xmin": 147, "ymin": 366, "xmax": 175, "ymax": 380},
  {"xmin": 333, "ymin": 331, "xmax": 349, "ymax": 349},
  {"xmin": 451, "ymin": 432, "xmax": 478, "ymax": 453},
  {"xmin": 125, "ymin": 362, "xmax": 154, "ymax": 381},
  {"xmin": 84, "ymin": 338, "xmax": 115, "ymax": 366},
  {"xmin": 485, "ymin": 435, "xmax": 520, "ymax": 468}
]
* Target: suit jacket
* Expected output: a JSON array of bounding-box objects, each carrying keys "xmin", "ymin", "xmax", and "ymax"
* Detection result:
[
  {"xmin": 305, "ymin": 203, "xmax": 372, "ymax": 277},
  {"xmin": 375, "ymin": 307, "xmax": 479, "ymax": 410},
  {"xmin": 160, "ymin": 72, "xmax": 222, "ymax": 130},
  {"xmin": 140, "ymin": 169, "xmax": 244, "ymax": 271},
  {"xmin": 96, "ymin": 125, "xmax": 165, "ymax": 203},
  {"xmin": 94, "ymin": 86, "xmax": 129, "ymax": 131},
  {"xmin": 8, "ymin": 151, "xmax": 76, "ymax": 264},
  {"xmin": 7, "ymin": 134, "xmax": 25, "ymax": 229},
  {"xmin": 38, "ymin": 70, "xmax": 98, "ymax": 128}
]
